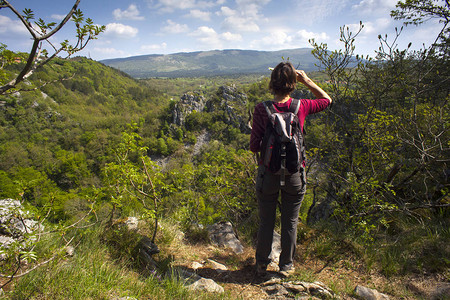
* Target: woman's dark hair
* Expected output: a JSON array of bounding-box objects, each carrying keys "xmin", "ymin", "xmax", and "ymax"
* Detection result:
[{"xmin": 269, "ymin": 62, "xmax": 297, "ymax": 95}]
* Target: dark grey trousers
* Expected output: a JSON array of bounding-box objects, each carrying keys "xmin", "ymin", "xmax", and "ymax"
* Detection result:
[{"xmin": 255, "ymin": 165, "xmax": 306, "ymax": 268}]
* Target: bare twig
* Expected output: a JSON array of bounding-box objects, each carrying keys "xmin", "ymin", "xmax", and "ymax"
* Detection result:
[{"xmin": 0, "ymin": 236, "xmax": 75, "ymax": 288}]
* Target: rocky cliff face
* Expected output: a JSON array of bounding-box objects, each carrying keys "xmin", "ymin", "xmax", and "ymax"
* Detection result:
[
  {"xmin": 171, "ymin": 85, "xmax": 251, "ymax": 134},
  {"xmin": 172, "ymin": 92, "xmax": 206, "ymax": 126},
  {"xmin": 207, "ymin": 85, "xmax": 251, "ymax": 134}
]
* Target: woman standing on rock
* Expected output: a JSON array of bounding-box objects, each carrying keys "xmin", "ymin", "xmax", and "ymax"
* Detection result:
[{"xmin": 250, "ymin": 61, "xmax": 332, "ymax": 277}]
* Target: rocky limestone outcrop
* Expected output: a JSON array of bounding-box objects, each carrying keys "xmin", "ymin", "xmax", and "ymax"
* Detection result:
[
  {"xmin": 170, "ymin": 86, "xmax": 251, "ymax": 134},
  {"xmin": 0, "ymin": 199, "xmax": 41, "ymax": 263},
  {"xmin": 0, "ymin": 199, "xmax": 39, "ymax": 249},
  {"xmin": 207, "ymin": 85, "xmax": 251, "ymax": 134},
  {"xmin": 172, "ymin": 92, "xmax": 206, "ymax": 126},
  {"xmin": 0, "ymin": 199, "xmax": 39, "ymax": 238},
  {"xmin": 207, "ymin": 221, "xmax": 244, "ymax": 254}
]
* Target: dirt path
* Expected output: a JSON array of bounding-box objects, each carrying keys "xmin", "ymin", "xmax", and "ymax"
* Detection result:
[{"xmin": 168, "ymin": 241, "xmax": 449, "ymax": 299}]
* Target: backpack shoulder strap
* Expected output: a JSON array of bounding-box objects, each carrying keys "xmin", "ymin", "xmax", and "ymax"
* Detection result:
[
  {"xmin": 290, "ymin": 98, "xmax": 300, "ymax": 115},
  {"xmin": 263, "ymin": 99, "xmax": 300, "ymax": 116},
  {"xmin": 263, "ymin": 100, "xmax": 277, "ymax": 116}
]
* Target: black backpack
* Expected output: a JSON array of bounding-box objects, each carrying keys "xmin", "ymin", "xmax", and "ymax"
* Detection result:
[{"xmin": 260, "ymin": 99, "xmax": 305, "ymax": 186}]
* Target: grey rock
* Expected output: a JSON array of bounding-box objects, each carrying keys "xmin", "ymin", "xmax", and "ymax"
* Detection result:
[
  {"xmin": 192, "ymin": 131, "xmax": 211, "ymax": 156},
  {"xmin": 186, "ymin": 277, "xmax": 224, "ymax": 293},
  {"xmin": 172, "ymin": 266, "xmax": 224, "ymax": 294},
  {"xmin": 355, "ymin": 285, "xmax": 389, "ymax": 300},
  {"xmin": 65, "ymin": 246, "xmax": 75, "ymax": 257},
  {"xmin": 263, "ymin": 284, "xmax": 290, "ymax": 297},
  {"xmin": 191, "ymin": 261, "xmax": 204, "ymax": 270},
  {"xmin": 0, "ymin": 199, "xmax": 43, "ymax": 262},
  {"xmin": 0, "ymin": 235, "xmax": 15, "ymax": 248},
  {"xmin": 139, "ymin": 236, "xmax": 160, "ymax": 255},
  {"xmin": 304, "ymin": 281, "xmax": 334, "ymax": 299},
  {"xmin": 206, "ymin": 259, "xmax": 228, "ymax": 273},
  {"xmin": 137, "ymin": 236, "xmax": 159, "ymax": 269},
  {"xmin": 125, "ymin": 217, "xmax": 139, "ymax": 231},
  {"xmin": 172, "ymin": 93, "xmax": 206, "ymax": 126},
  {"xmin": 170, "ymin": 86, "xmax": 251, "ymax": 135},
  {"xmin": 207, "ymin": 221, "xmax": 244, "ymax": 254},
  {"xmin": 262, "ymin": 280, "xmax": 335, "ymax": 299},
  {"xmin": 283, "ymin": 282, "xmax": 307, "ymax": 293},
  {"xmin": 261, "ymin": 277, "xmax": 282, "ymax": 286},
  {"xmin": 269, "ymin": 231, "xmax": 281, "ymax": 268},
  {"xmin": 0, "ymin": 199, "xmax": 39, "ymax": 241},
  {"xmin": 207, "ymin": 86, "xmax": 251, "ymax": 134},
  {"xmin": 0, "ymin": 199, "xmax": 21, "ymax": 212}
]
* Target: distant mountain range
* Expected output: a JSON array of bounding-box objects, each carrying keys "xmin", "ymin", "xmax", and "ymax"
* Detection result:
[{"xmin": 99, "ymin": 48, "xmax": 320, "ymax": 78}]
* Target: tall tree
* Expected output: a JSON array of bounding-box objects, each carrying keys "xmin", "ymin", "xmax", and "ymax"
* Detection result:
[{"xmin": 391, "ymin": 0, "xmax": 450, "ymax": 52}]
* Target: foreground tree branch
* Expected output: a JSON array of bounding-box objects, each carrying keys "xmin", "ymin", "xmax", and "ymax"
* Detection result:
[{"xmin": 0, "ymin": 0, "xmax": 105, "ymax": 95}]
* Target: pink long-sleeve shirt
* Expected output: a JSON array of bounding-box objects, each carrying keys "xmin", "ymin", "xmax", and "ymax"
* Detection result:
[{"xmin": 250, "ymin": 97, "xmax": 331, "ymax": 154}]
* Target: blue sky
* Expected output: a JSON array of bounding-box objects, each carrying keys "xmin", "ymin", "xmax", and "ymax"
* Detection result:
[{"xmin": 0, "ymin": 0, "xmax": 444, "ymax": 60}]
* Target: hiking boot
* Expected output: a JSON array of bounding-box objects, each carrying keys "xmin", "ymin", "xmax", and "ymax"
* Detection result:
[
  {"xmin": 256, "ymin": 263, "xmax": 268, "ymax": 277},
  {"xmin": 278, "ymin": 264, "xmax": 295, "ymax": 278}
]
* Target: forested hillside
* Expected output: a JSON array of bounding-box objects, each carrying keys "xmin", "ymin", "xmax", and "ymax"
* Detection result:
[
  {"xmin": 0, "ymin": 2, "xmax": 449, "ymax": 298},
  {"xmin": 0, "ymin": 56, "xmax": 266, "ymax": 221},
  {"xmin": 1, "ymin": 57, "xmax": 163, "ymax": 202}
]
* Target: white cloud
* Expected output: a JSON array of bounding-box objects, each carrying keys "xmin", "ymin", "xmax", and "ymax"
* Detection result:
[
  {"xmin": 0, "ymin": 15, "xmax": 29, "ymax": 37},
  {"xmin": 113, "ymin": 4, "xmax": 145, "ymax": 21},
  {"xmin": 218, "ymin": 7, "xmax": 260, "ymax": 32},
  {"xmin": 51, "ymin": 14, "xmax": 66, "ymax": 21},
  {"xmin": 218, "ymin": 6, "xmax": 234, "ymax": 17},
  {"xmin": 187, "ymin": 9, "xmax": 211, "ymax": 21},
  {"xmin": 221, "ymin": 32, "xmax": 242, "ymax": 42},
  {"xmin": 294, "ymin": 29, "xmax": 329, "ymax": 42},
  {"xmin": 236, "ymin": 0, "xmax": 271, "ymax": 10},
  {"xmin": 93, "ymin": 47, "xmax": 127, "ymax": 57},
  {"xmin": 347, "ymin": 18, "xmax": 392, "ymax": 39},
  {"xmin": 223, "ymin": 15, "xmax": 260, "ymax": 32},
  {"xmin": 147, "ymin": 0, "xmax": 222, "ymax": 13},
  {"xmin": 187, "ymin": 26, "xmax": 243, "ymax": 48},
  {"xmin": 352, "ymin": 0, "xmax": 398, "ymax": 15},
  {"xmin": 256, "ymin": 31, "xmax": 292, "ymax": 47},
  {"xmin": 191, "ymin": 26, "xmax": 217, "ymax": 36},
  {"xmin": 140, "ymin": 42, "xmax": 168, "ymax": 52},
  {"xmin": 294, "ymin": 0, "xmax": 348, "ymax": 23},
  {"xmin": 161, "ymin": 20, "xmax": 189, "ymax": 34},
  {"xmin": 407, "ymin": 21, "xmax": 442, "ymax": 44},
  {"xmin": 235, "ymin": 0, "xmax": 271, "ymax": 20},
  {"xmin": 347, "ymin": 22, "xmax": 373, "ymax": 36},
  {"xmin": 189, "ymin": 26, "xmax": 223, "ymax": 48},
  {"xmin": 155, "ymin": 0, "xmax": 196, "ymax": 11},
  {"xmin": 251, "ymin": 28, "xmax": 328, "ymax": 49},
  {"xmin": 104, "ymin": 23, "xmax": 139, "ymax": 38},
  {"xmin": 216, "ymin": 0, "xmax": 271, "ymax": 33},
  {"xmin": 236, "ymin": 0, "xmax": 271, "ymax": 4}
]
